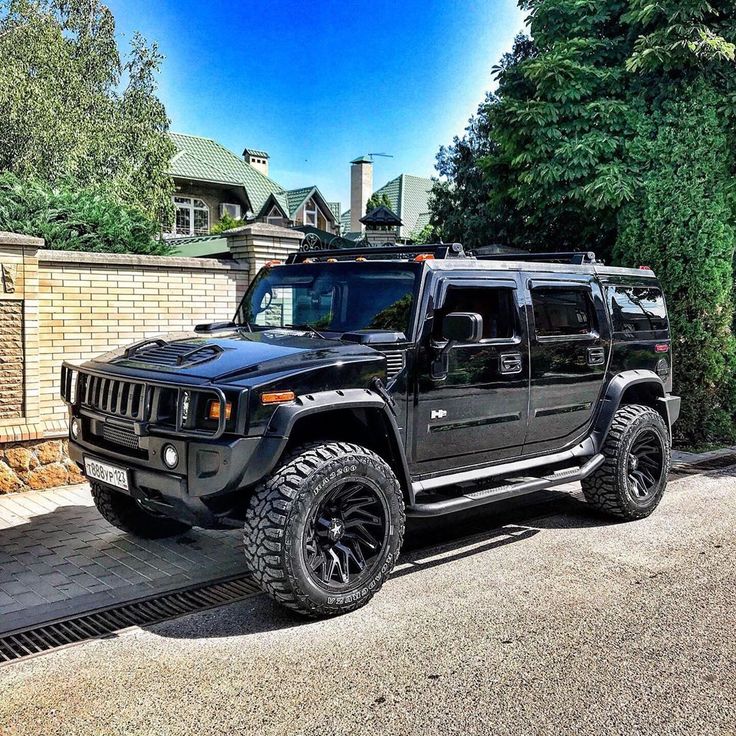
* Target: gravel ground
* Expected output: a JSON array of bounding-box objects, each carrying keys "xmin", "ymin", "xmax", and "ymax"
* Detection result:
[{"xmin": 1, "ymin": 471, "xmax": 734, "ymax": 736}]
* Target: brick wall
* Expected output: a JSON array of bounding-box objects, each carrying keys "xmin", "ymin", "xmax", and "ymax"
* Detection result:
[
  {"xmin": 37, "ymin": 250, "xmax": 249, "ymax": 428},
  {"xmin": 0, "ymin": 235, "xmax": 251, "ymax": 492}
]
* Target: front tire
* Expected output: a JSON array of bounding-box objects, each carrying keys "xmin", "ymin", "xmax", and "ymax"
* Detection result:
[
  {"xmin": 582, "ymin": 404, "xmax": 670, "ymax": 520},
  {"xmin": 91, "ymin": 483, "xmax": 192, "ymax": 539},
  {"xmin": 244, "ymin": 442, "xmax": 405, "ymax": 618}
]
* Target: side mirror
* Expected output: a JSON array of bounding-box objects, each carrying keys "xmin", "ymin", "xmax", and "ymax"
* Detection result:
[{"xmin": 442, "ymin": 312, "xmax": 483, "ymax": 343}]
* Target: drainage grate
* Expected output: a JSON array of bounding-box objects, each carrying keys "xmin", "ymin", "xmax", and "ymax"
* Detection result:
[{"xmin": 0, "ymin": 574, "xmax": 260, "ymax": 665}]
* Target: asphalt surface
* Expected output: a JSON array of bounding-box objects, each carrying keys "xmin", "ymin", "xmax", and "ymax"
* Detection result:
[{"xmin": 1, "ymin": 470, "xmax": 734, "ymax": 736}]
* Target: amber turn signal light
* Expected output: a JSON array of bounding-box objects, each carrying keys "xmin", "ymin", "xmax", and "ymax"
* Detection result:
[
  {"xmin": 261, "ymin": 390, "xmax": 296, "ymax": 405},
  {"xmin": 414, "ymin": 253, "xmax": 434, "ymax": 262},
  {"xmin": 207, "ymin": 400, "xmax": 232, "ymax": 421}
]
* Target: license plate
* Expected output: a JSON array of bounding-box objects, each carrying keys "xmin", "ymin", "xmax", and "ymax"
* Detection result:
[{"xmin": 84, "ymin": 457, "xmax": 130, "ymax": 491}]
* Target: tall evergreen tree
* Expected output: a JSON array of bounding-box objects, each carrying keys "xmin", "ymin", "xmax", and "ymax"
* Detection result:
[{"xmin": 430, "ymin": 0, "xmax": 736, "ymax": 444}]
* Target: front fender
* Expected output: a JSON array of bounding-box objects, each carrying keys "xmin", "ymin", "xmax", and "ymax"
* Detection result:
[{"xmin": 238, "ymin": 388, "xmax": 413, "ymax": 499}]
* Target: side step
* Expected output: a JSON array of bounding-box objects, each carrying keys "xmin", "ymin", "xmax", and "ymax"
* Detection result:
[{"xmin": 406, "ymin": 454, "xmax": 605, "ymax": 518}]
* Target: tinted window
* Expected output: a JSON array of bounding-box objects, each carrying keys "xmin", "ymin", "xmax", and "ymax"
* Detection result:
[
  {"xmin": 532, "ymin": 288, "xmax": 595, "ymax": 337},
  {"xmin": 235, "ymin": 262, "xmax": 420, "ymax": 334},
  {"xmin": 609, "ymin": 286, "xmax": 668, "ymax": 334},
  {"xmin": 435, "ymin": 287, "xmax": 516, "ymax": 340}
]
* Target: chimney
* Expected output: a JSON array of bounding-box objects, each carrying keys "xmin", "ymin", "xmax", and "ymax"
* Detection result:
[
  {"xmin": 350, "ymin": 156, "xmax": 373, "ymax": 232},
  {"xmin": 243, "ymin": 148, "xmax": 270, "ymax": 177}
]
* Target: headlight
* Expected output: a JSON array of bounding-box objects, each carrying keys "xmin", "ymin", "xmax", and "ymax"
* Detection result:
[{"xmin": 162, "ymin": 444, "xmax": 179, "ymax": 469}]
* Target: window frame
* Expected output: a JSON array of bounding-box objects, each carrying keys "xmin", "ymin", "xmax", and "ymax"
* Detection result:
[
  {"xmin": 433, "ymin": 278, "xmax": 522, "ymax": 347},
  {"xmin": 303, "ymin": 197, "xmax": 319, "ymax": 227},
  {"xmin": 266, "ymin": 205, "xmax": 285, "ymax": 225},
  {"xmin": 173, "ymin": 196, "xmax": 210, "ymax": 236},
  {"xmin": 529, "ymin": 281, "xmax": 599, "ymax": 343}
]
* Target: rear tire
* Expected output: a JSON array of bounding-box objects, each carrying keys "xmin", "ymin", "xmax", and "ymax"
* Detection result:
[
  {"xmin": 91, "ymin": 483, "xmax": 192, "ymax": 538},
  {"xmin": 582, "ymin": 404, "xmax": 670, "ymax": 520},
  {"xmin": 243, "ymin": 442, "xmax": 405, "ymax": 618}
]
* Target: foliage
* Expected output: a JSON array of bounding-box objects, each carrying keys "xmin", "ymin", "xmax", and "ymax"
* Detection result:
[
  {"xmin": 430, "ymin": 0, "xmax": 736, "ymax": 444},
  {"xmin": 615, "ymin": 84, "xmax": 736, "ymax": 444},
  {"xmin": 211, "ymin": 212, "xmax": 245, "ymax": 233},
  {"xmin": 408, "ymin": 222, "xmax": 438, "ymax": 244},
  {"xmin": 365, "ymin": 192, "xmax": 392, "ymax": 214},
  {"xmin": 0, "ymin": 0, "xmax": 175, "ymax": 225},
  {"xmin": 0, "ymin": 173, "xmax": 170, "ymax": 254}
]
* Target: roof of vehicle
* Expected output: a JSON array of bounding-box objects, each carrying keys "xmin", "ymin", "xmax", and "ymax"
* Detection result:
[{"xmin": 282, "ymin": 245, "xmax": 658, "ymax": 280}]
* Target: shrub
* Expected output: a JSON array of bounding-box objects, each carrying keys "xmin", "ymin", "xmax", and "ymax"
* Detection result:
[{"xmin": 0, "ymin": 173, "xmax": 171, "ymax": 255}]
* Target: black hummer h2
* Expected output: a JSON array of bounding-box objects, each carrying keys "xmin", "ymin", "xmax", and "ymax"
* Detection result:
[{"xmin": 61, "ymin": 244, "xmax": 680, "ymax": 617}]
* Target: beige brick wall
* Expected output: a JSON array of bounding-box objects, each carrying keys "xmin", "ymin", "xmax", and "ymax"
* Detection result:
[{"xmin": 36, "ymin": 250, "xmax": 250, "ymax": 429}]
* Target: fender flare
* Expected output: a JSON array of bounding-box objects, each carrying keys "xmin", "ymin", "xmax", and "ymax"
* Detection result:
[
  {"xmin": 590, "ymin": 370, "xmax": 679, "ymax": 450},
  {"xmin": 239, "ymin": 388, "xmax": 414, "ymax": 500}
]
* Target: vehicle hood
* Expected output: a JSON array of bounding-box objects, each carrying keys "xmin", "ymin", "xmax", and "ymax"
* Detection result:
[{"xmin": 85, "ymin": 329, "xmax": 384, "ymax": 383}]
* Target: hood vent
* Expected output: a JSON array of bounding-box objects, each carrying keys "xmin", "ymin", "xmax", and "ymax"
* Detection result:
[
  {"xmin": 381, "ymin": 350, "xmax": 406, "ymax": 380},
  {"xmin": 119, "ymin": 341, "xmax": 222, "ymax": 368}
]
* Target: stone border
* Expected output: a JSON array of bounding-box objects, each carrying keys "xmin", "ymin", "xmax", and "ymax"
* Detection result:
[{"xmin": 37, "ymin": 249, "xmax": 249, "ymax": 271}]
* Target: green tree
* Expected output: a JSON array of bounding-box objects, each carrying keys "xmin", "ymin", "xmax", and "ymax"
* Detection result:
[
  {"xmin": 211, "ymin": 212, "xmax": 244, "ymax": 233},
  {"xmin": 365, "ymin": 192, "xmax": 392, "ymax": 214},
  {"xmin": 431, "ymin": 0, "xmax": 736, "ymax": 444},
  {"xmin": 0, "ymin": 0, "xmax": 175, "ymax": 225},
  {"xmin": 0, "ymin": 173, "xmax": 171, "ymax": 254}
]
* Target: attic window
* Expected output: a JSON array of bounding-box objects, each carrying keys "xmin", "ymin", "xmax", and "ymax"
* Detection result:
[
  {"xmin": 173, "ymin": 196, "xmax": 209, "ymax": 236},
  {"xmin": 304, "ymin": 198, "xmax": 318, "ymax": 226},
  {"xmin": 266, "ymin": 206, "xmax": 283, "ymax": 225}
]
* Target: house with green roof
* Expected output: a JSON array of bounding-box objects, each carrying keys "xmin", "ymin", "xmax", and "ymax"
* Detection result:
[
  {"xmin": 341, "ymin": 172, "xmax": 432, "ymax": 240},
  {"xmin": 167, "ymin": 133, "xmax": 340, "ymax": 239}
]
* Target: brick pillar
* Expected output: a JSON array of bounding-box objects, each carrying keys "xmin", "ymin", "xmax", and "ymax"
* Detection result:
[
  {"xmin": 0, "ymin": 232, "xmax": 42, "ymax": 438},
  {"xmin": 227, "ymin": 223, "xmax": 304, "ymax": 272}
]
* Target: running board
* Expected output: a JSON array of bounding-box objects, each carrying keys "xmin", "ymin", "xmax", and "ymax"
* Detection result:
[{"xmin": 406, "ymin": 454, "xmax": 605, "ymax": 518}]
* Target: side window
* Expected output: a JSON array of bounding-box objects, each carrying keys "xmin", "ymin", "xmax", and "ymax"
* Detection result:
[
  {"xmin": 435, "ymin": 286, "xmax": 516, "ymax": 341},
  {"xmin": 609, "ymin": 286, "xmax": 668, "ymax": 335},
  {"xmin": 532, "ymin": 287, "xmax": 596, "ymax": 337}
]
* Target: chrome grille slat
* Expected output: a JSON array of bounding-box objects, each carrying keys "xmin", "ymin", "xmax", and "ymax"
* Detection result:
[{"xmin": 82, "ymin": 374, "xmax": 145, "ymax": 421}]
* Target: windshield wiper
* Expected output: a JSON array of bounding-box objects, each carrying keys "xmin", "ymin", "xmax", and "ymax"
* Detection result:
[{"xmin": 285, "ymin": 323, "xmax": 327, "ymax": 339}]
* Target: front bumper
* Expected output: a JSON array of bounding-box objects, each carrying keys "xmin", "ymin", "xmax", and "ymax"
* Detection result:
[{"xmin": 69, "ymin": 432, "xmax": 263, "ymax": 528}]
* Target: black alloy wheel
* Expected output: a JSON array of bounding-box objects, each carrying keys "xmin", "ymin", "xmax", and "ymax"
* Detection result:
[
  {"xmin": 302, "ymin": 481, "xmax": 389, "ymax": 589},
  {"xmin": 627, "ymin": 429, "xmax": 665, "ymax": 503}
]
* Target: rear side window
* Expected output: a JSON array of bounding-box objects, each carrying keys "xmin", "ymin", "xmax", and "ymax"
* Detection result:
[
  {"xmin": 532, "ymin": 288, "xmax": 595, "ymax": 337},
  {"xmin": 609, "ymin": 286, "xmax": 668, "ymax": 335}
]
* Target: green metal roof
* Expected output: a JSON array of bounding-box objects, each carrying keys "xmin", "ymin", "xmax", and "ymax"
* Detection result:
[
  {"xmin": 328, "ymin": 201, "xmax": 341, "ymax": 222},
  {"xmin": 243, "ymin": 147, "xmax": 269, "ymax": 158},
  {"xmin": 351, "ymin": 155, "xmax": 373, "ymax": 164},
  {"xmin": 413, "ymin": 211, "xmax": 431, "ymax": 234},
  {"xmin": 286, "ymin": 187, "xmax": 315, "ymax": 217},
  {"xmin": 169, "ymin": 133, "xmax": 284, "ymax": 214},
  {"xmin": 168, "ymin": 234, "xmax": 231, "ymax": 258}
]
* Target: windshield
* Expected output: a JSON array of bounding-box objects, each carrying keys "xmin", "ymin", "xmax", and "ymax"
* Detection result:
[{"xmin": 234, "ymin": 262, "xmax": 421, "ymax": 335}]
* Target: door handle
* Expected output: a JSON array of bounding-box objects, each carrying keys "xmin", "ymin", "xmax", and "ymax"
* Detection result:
[
  {"xmin": 500, "ymin": 353, "xmax": 523, "ymax": 375},
  {"xmin": 587, "ymin": 346, "xmax": 606, "ymax": 366}
]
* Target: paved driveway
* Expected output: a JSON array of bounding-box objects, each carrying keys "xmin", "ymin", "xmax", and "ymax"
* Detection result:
[{"xmin": 1, "ymin": 468, "xmax": 734, "ymax": 736}]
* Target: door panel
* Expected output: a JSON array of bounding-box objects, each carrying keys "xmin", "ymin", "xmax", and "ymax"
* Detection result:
[
  {"xmin": 524, "ymin": 279, "xmax": 610, "ymax": 453},
  {"xmin": 412, "ymin": 279, "xmax": 530, "ymax": 473}
]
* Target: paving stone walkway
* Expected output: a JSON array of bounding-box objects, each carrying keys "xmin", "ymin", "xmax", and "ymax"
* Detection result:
[{"xmin": 0, "ymin": 484, "xmax": 247, "ymax": 635}]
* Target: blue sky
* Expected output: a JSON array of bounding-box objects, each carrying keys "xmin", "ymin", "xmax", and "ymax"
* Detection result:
[{"xmin": 106, "ymin": 0, "xmax": 526, "ymax": 207}]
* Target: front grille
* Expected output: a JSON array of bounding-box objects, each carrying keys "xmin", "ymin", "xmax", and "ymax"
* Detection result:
[
  {"xmin": 382, "ymin": 350, "xmax": 406, "ymax": 380},
  {"xmin": 81, "ymin": 374, "xmax": 145, "ymax": 420},
  {"xmin": 101, "ymin": 423, "xmax": 140, "ymax": 451}
]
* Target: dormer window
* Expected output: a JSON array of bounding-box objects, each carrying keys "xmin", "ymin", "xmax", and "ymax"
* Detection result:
[
  {"xmin": 304, "ymin": 198, "xmax": 318, "ymax": 227},
  {"xmin": 266, "ymin": 206, "xmax": 284, "ymax": 225},
  {"xmin": 173, "ymin": 196, "xmax": 209, "ymax": 236}
]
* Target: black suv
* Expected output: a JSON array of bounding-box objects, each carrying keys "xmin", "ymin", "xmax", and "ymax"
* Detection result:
[{"xmin": 61, "ymin": 244, "xmax": 680, "ymax": 617}]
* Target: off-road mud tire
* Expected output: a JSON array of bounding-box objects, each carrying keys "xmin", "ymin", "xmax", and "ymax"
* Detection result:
[
  {"xmin": 582, "ymin": 404, "xmax": 670, "ymax": 520},
  {"xmin": 91, "ymin": 483, "xmax": 192, "ymax": 538},
  {"xmin": 243, "ymin": 442, "xmax": 405, "ymax": 618}
]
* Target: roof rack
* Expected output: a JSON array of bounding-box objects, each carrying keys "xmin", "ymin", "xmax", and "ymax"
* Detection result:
[
  {"xmin": 474, "ymin": 251, "xmax": 598, "ymax": 265},
  {"xmin": 286, "ymin": 243, "xmax": 465, "ymax": 264}
]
